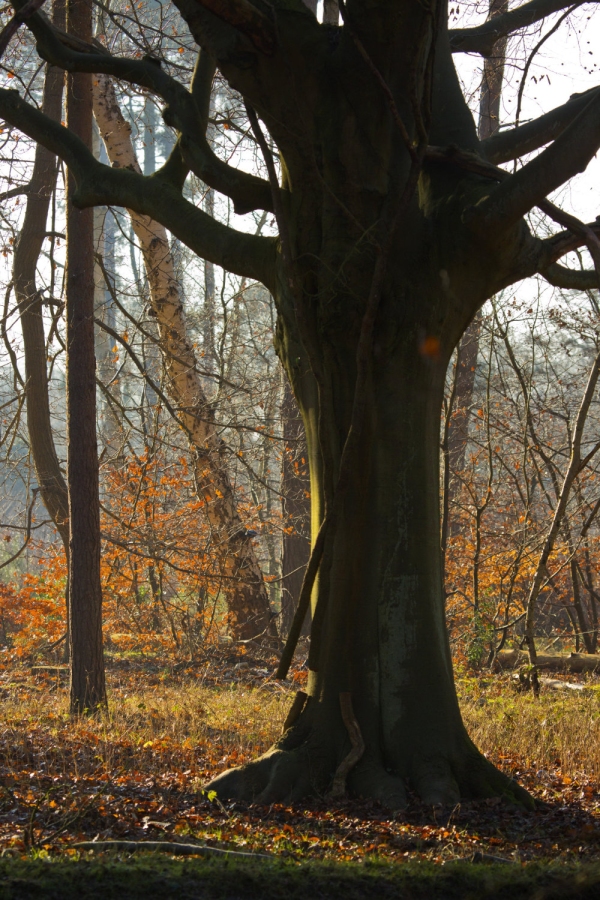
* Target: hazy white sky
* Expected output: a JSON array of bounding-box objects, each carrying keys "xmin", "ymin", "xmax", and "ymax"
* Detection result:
[{"xmin": 454, "ymin": 2, "xmax": 600, "ymax": 224}]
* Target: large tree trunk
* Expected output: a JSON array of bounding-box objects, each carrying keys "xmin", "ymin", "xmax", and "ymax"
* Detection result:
[
  {"xmin": 210, "ymin": 324, "xmax": 529, "ymax": 805},
  {"xmin": 5, "ymin": 0, "xmax": 570, "ymax": 808},
  {"xmin": 204, "ymin": 9, "xmax": 536, "ymax": 807},
  {"xmin": 13, "ymin": 0, "xmax": 69, "ymax": 627},
  {"xmin": 66, "ymin": 0, "xmax": 106, "ymax": 713},
  {"xmin": 92, "ymin": 74, "xmax": 276, "ymax": 642}
]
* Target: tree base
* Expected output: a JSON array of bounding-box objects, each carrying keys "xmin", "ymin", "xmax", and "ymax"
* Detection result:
[{"xmin": 204, "ymin": 722, "xmax": 534, "ymax": 810}]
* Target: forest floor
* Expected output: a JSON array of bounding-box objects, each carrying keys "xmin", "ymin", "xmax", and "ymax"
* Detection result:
[{"xmin": 1, "ymin": 647, "xmax": 600, "ymax": 897}]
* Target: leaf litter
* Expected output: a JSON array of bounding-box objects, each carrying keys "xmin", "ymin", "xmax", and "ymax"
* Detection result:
[{"xmin": 0, "ymin": 649, "xmax": 600, "ymax": 866}]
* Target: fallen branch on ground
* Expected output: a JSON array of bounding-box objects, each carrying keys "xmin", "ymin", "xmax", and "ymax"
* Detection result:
[
  {"xmin": 73, "ymin": 840, "xmax": 273, "ymax": 859},
  {"xmin": 495, "ymin": 650, "xmax": 600, "ymax": 674}
]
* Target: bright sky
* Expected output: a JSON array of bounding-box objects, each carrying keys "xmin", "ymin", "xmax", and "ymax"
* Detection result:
[{"xmin": 454, "ymin": 2, "xmax": 600, "ymax": 225}]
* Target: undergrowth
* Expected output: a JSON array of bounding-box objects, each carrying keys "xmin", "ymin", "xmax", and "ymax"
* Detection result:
[{"xmin": 0, "ymin": 654, "xmax": 600, "ymax": 875}]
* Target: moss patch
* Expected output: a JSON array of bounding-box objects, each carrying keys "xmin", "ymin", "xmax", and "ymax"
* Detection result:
[{"xmin": 1, "ymin": 855, "xmax": 600, "ymax": 900}]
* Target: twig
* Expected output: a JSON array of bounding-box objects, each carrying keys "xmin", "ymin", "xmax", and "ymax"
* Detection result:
[
  {"xmin": 0, "ymin": 488, "xmax": 39, "ymax": 570},
  {"xmin": 0, "ymin": 0, "xmax": 47, "ymax": 61},
  {"xmin": 93, "ymin": 315, "xmax": 183, "ymax": 432},
  {"xmin": 328, "ymin": 692, "xmax": 365, "ymax": 800}
]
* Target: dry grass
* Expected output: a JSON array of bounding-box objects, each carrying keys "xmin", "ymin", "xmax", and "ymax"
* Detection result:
[
  {"xmin": 2, "ymin": 662, "xmax": 600, "ymax": 864},
  {"xmin": 2, "ymin": 663, "xmax": 600, "ymax": 785},
  {"xmin": 459, "ymin": 671, "xmax": 600, "ymax": 781},
  {"xmin": 0, "ymin": 665, "xmax": 292, "ymax": 782}
]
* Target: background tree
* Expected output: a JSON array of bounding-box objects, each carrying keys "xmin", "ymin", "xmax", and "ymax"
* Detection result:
[
  {"xmin": 65, "ymin": 0, "xmax": 105, "ymax": 713},
  {"xmin": 12, "ymin": 0, "xmax": 69, "ymax": 645}
]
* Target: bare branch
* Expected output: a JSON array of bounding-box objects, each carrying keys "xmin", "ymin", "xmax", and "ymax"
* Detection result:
[
  {"xmin": 0, "ymin": 0, "xmax": 47, "ymax": 61},
  {"xmin": 541, "ymin": 262, "xmax": 599, "ymax": 290},
  {"xmin": 449, "ymin": 0, "xmax": 585, "ymax": 56},
  {"xmin": 0, "ymin": 182, "xmax": 31, "ymax": 201},
  {"xmin": 473, "ymin": 90, "xmax": 600, "ymax": 230},
  {"xmin": 482, "ymin": 86, "xmax": 600, "ymax": 164},
  {"xmin": 17, "ymin": 1, "xmax": 274, "ymax": 211},
  {"xmin": 0, "ymin": 489, "xmax": 39, "ymax": 571},
  {"xmin": 541, "ymin": 218, "xmax": 600, "ymax": 265},
  {"xmin": 0, "ymin": 89, "xmax": 276, "ymax": 285},
  {"xmin": 94, "ymin": 316, "xmax": 183, "ymax": 431},
  {"xmin": 180, "ymin": 131, "xmax": 274, "ymax": 214}
]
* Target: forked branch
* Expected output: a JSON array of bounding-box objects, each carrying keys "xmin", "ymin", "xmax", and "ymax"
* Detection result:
[
  {"xmin": 481, "ymin": 86, "xmax": 600, "ymax": 165},
  {"xmin": 0, "ymin": 89, "xmax": 275, "ymax": 285},
  {"xmin": 16, "ymin": 0, "xmax": 274, "ymax": 212},
  {"xmin": 473, "ymin": 90, "xmax": 600, "ymax": 230},
  {"xmin": 449, "ymin": 0, "xmax": 584, "ymax": 56}
]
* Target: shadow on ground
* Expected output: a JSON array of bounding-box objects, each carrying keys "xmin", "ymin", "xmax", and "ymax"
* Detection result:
[{"xmin": 1, "ymin": 855, "xmax": 600, "ymax": 900}]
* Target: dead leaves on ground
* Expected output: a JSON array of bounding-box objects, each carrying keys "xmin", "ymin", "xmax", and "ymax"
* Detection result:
[{"xmin": 0, "ymin": 654, "xmax": 600, "ymax": 865}]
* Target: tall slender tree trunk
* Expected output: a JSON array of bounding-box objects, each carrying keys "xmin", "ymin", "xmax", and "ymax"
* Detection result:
[
  {"xmin": 66, "ymin": 0, "xmax": 106, "ymax": 713},
  {"xmin": 93, "ymin": 118, "xmax": 122, "ymax": 456},
  {"xmin": 445, "ymin": 0, "xmax": 508, "ymax": 535},
  {"xmin": 13, "ymin": 0, "xmax": 69, "ymax": 586},
  {"xmin": 93, "ymin": 74, "xmax": 276, "ymax": 642}
]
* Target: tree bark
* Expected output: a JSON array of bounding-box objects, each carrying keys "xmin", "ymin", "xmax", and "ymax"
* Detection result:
[
  {"xmin": 209, "ymin": 332, "xmax": 529, "ymax": 806},
  {"xmin": 92, "ymin": 73, "xmax": 276, "ymax": 642},
  {"xmin": 66, "ymin": 0, "xmax": 106, "ymax": 714},
  {"xmin": 13, "ymin": 0, "xmax": 69, "ymax": 624}
]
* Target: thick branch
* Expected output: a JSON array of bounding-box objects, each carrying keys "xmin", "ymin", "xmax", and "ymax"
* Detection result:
[
  {"xmin": 0, "ymin": 0, "xmax": 47, "ymax": 60},
  {"xmin": 473, "ymin": 89, "xmax": 600, "ymax": 229},
  {"xmin": 425, "ymin": 144, "xmax": 600, "ymax": 282},
  {"xmin": 482, "ymin": 86, "xmax": 600, "ymax": 164},
  {"xmin": 190, "ymin": 0, "xmax": 276, "ymax": 55},
  {"xmin": 0, "ymin": 89, "xmax": 275, "ymax": 285},
  {"xmin": 180, "ymin": 133, "xmax": 274, "ymax": 214},
  {"xmin": 19, "ymin": 2, "xmax": 273, "ymax": 212},
  {"xmin": 541, "ymin": 219, "xmax": 600, "ymax": 264},
  {"xmin": 174, "ymin": 49, "xmax": 273, "ymax": 212},
  {"xmin": 542, "ymin": 262, "xmax": 599, "ymax": 289},
  {"xmin": 449, "ymin": 0, "xmax": 585, "ymax": 56}
]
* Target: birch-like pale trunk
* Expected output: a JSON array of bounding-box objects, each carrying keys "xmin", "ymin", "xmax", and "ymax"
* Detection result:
[{"xmin": 93, "ymin": 74, "xmax": 275, "ymax": 642}]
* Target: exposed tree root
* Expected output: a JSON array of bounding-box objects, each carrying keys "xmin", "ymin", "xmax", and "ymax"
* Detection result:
[
  {"xmin": 349, "ymin": 761, "xmax": 408, "ymax": 809},
  {"xmin": 329, "ymin": 693, "xmax": 365, "ymax": 800},
  {"xmin": 204, "ymin": 723, "xmax": 534, "ymax": 811}
]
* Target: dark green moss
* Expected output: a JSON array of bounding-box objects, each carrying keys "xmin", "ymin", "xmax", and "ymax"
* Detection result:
[{"xmin": 0, "ymin": 855, "xmax": 599, "ymax": 900}]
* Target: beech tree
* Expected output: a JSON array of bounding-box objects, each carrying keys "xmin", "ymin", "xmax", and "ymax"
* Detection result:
[{"xmin": 2, "ymin": 0, "xmax": 600, "ymax": 804}]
